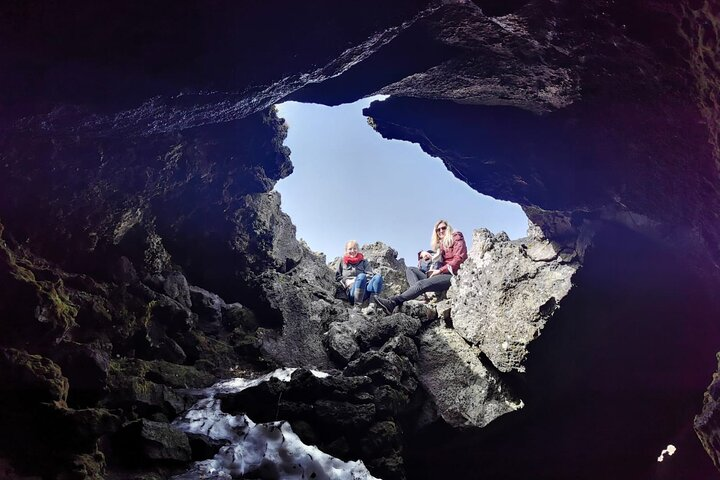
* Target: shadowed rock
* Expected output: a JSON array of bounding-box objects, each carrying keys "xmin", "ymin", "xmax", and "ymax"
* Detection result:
[{"xmin": 695, "ymin": 353, "xmax": 720, "ymax": 470}]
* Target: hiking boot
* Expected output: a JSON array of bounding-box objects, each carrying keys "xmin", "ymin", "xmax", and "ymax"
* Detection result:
[
  {"xmin": 375, "ymin": 296, "xmax": 398, "ymax": 315},
  {"xmin": 353, "ymin": 285, "xmax": 366, "ymax": 307}
]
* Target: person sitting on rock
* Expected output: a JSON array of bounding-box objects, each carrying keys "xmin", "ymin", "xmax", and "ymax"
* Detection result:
[
  {"xmin": 336, "ymin": 240, "xmax": 384, "ymax": 308},
  {"xmin": 376, "ymin": 220, "xmax": 467, "ymax": 315},
  {"xmin": 406, "ymin": 249, "xmax": 443, "ymax": 288}
]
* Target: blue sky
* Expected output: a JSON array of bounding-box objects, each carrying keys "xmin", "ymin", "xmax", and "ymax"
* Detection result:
[{"xmin": 274, "ymin": 96, "xmax": 528, "ymax": 264}]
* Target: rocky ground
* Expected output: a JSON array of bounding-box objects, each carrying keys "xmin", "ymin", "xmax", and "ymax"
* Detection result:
[
  {"xmin": 0, "ymin": 206, "xmax": 578, "ymax": 479},
  {"xmin": 2, "ymin": 0, "xmax": 720, "ymax": 478}
]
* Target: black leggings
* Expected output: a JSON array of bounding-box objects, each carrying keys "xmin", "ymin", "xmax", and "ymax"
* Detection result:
[
  {"xmin": 397, "ymin": 273, "xmax": 452, "ymax": 303},
  {"xmin": 406, "ymin": 266, "xmax": 426, "ymax": 286}
]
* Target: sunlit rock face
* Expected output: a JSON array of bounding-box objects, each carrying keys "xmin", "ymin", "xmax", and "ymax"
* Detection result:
[
  {"xmin": 450, "ymin": 227, "xmax": 579, "ymax": 373},
  {"xmin": 418, "ymin": 324, "xmax": 523, "ymax": 428},
  {"xmin": 406, "ymin": 226, "xmax": 720, "ymax": 479}
]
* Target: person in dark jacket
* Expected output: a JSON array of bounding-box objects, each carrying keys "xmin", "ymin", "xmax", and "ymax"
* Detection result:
[
  {"xmin": 376, "ymin": 220, "xmax": 467, "ymax": 315},
  {"xmin": 336, "ymin": 240, "xmax": 384, "ymax": 307}
]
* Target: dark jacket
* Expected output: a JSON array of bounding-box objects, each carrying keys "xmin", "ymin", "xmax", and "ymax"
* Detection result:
[{"xmin": 436, "ymin": 231, "xmax": 468, "ymax": 275}]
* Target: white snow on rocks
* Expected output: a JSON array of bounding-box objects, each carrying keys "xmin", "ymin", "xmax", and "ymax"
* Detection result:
[{"xmin": 171, "ymin": 368, "xmax": 378, "ymax": 480}]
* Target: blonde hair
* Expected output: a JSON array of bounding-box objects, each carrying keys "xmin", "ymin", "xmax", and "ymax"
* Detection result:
[
  {"xmin": 431, "ymin": 219, "xmax": 455, "ymax": 250},
  {"xmin": 345, "ymin": 240, "xmax": 359, "ymax": 251}
]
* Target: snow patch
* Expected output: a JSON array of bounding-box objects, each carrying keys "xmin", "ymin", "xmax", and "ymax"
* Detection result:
[{"xmin": 171, "ymin": 368, "xmax": 377, "ymax": 480}]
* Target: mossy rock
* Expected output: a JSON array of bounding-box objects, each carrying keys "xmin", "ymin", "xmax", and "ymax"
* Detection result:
[
  {"xmin": 0, "ymin": 348, "xmax": 69, "ymax": 405},
  {"xmin": 0, "ymin": 240, "xmax": 78, "ymax": 347},
  {"xmin": 109, "ymin": 358, "xmax": 214, "ymax": 389}
]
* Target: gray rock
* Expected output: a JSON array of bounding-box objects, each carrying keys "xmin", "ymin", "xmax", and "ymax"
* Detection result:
[
  {"xmin": 398, "ymin": 300, "xmax": 437, "ymax": 323},
  {"xmin": 418, "ymin": 325, "xmax": 523, "ymax": 428},
  {"xmin": 221, "ymin": 302, "xmax": 257, "ymax": 331},
  {"xmin": 315, "ymin": 400, "xmax": 376, "ymax": 429},
  {"xmin": 325, "ymin": 312, "xmax": 420, "ymax": 367},
  {"xmin": 361, "ymin": 242, "xmax": 409, "ymax": 298},
  {"xmin": 449, "ymin": 228, "xmax": 579, "ymax": 372},
  {"xmin": 379, "ymin": 335, "xmax": 419, "ymax": 363},
  {"xmin": 234, "ymin": 192, "xmax": 304, "ymax": 273},
  {"xmin": 435, "ymin": 300, "xmax": 452, "ymax": 323},
  {"xmin": 526, "ymin": 221, "xmax": 546, "ymax": 241},
  {"xmin": 526, "ymin": 241, "xmax": 561, "ymax": 262},
  {"xmin": 146, "ymin": 322, "xmax": 187, "ymax": 364},
  {"xmin": 345, "ymin": 351, "xmax": 415, "ymax": 393},
  {"xmin": 163, "ymin": 272, "xmax": 192, "ymax": 309},
  {"xmin": 257, "ymin": 269, "xmax": 346, "ymax": 370},
  {"xmin": 354, "ymin": 313, "xmax": 421, "ymax": 351},
  {"xmin": 326, "ymin": 318, "xmax": 363, "ymax": 365},
  {"xmin": 288, "ymin": 240, "xmax": 338, "ymax": 294},
  {"xmin": 119, "ymin": 419, "xmax": 192, "ymax": 463},
  {"xmin": 695, "ymin": 352, "xmax": 720, "ymax": 471},
  {"xmin": 188, "ymin": 285, "xmax": 224, "ymax": 323}
]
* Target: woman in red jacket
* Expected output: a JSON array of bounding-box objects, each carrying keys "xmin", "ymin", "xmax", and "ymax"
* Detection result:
[{"xmin": 375, "ymin": 219, "xmax": 468, "ymax": 315}]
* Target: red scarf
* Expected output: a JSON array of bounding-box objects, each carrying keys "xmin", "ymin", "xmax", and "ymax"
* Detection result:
[{"xmin": 343, "ymin": 253, "xmax": 364, "ymax": 265}]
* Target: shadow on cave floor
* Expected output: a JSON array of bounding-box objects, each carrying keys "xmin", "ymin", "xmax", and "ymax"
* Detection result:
[{"xmin": 405, "ymin": 224, "xmax": 720, "ymax": 479}]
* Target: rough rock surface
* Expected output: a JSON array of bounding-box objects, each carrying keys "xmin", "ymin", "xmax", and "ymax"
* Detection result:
[
  {"xmin": 359, "ymin": 242, "xmax": 410, "ymax": 297},
  {"xmin": 695, "ymin": 353, "xmax": 720, "ymax": 470},
  {"xmin": 418, "ymin": 324, "xmax": 523, "ymax": 428},
  {"xmin": 325, "ymin": 313, "xmax": 421, "ymax": 367},
  {"xmin": 450, "ymin": 228, "xmax": 579, "ymax": 372},
  {"xmin": 0, "ymin": 0, "xmax": 719, "ymax": 477},
  {"xmin": 115, "ymin": 419, "xmax": 192, "ymax": 464}
]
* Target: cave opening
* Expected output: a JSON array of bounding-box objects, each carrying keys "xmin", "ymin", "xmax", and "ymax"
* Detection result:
[{"xmin": 273, "ymin": 96, "xmax": 529, "ymax": 264}]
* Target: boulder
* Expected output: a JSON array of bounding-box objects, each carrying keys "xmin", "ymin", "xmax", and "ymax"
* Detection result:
[
  {"xmin": 161, "ymin": 272, "xmax": 192, "ymax": 309},
  {"xmin": 326, "ymin": 318, "xmax": 362, "ymax": 365},
  {"xmin": 188, "ymin": 285, "xmax": 224, "ymax": 324},
  {"xmin": 221, "ymin": 302, "xmax": 257, "ymax": 331},
  {"xmin": 257, "ymin": 269, "xmax": 345, "ymax": 369},
  {"xmin": 360, "ymin": 242, "xmax": 409, "ymax": 298},
  {"xmin": 0, "ymin": 348, "xmax": 69, "ymax": 405},
  {"xmin": 449, "ymin": 228, "xmax": 579, "ymax": 372},
  {"xmin": 418, "ymin": 324, "xmax": 522, "ymax": 428},
  {"xmin": 47, "ymin": 342, "xmax": 111, "ymax": 407},
  {"xmin": 103, "ymin": 361, "xmax": 187, "ymax": 419},
  {"xmin": 115, "ymin": 419, "xmax": 192, "ymax": 464}
]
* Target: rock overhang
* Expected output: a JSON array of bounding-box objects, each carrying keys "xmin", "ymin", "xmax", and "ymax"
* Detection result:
[{"xmin": 2, "ymin": 0, "xmax": 720, "ymax": 478}]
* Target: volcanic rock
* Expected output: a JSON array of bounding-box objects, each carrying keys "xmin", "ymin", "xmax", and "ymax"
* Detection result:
[
  {"xmin": 450, "ymin": 227, "xmax": 579, "ymax": 372},
  {"xmin": 418, "ymin": 324, "xmax": 522, "ymax": 428},
  {"xmin": 115, "ymin": 419, "xmax": 191, "ymax": 464},
  {"xmin": 695, "ymin": 353, "xmax": 720, "ymax": 470}
]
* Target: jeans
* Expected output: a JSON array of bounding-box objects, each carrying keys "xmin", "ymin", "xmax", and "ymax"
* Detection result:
[{"xmin": 349, "ymin": 273, "xmax": 383, "ymax": 302}]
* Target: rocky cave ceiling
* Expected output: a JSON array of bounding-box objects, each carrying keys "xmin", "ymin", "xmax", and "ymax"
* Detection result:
[{"xmin": 1, "ymin": 0, "xmax": 720, "ymax": 478}]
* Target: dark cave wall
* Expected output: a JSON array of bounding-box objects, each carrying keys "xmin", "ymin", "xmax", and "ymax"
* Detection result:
[
  {"xmin": 406, "ymin": 225, "xmax": 720, "ymax": 479},
  {"xmin": 0, "ymin": 0, "xmax": 719, "ymax": 478},
  {"xmin": 360, "ymin": 0, "xmax": 720, "ymax": 277}
]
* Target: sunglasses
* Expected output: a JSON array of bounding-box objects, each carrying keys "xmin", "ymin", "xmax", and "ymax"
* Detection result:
[{"xmin": 436, "ymin": 226, "xmax": 447, "ymax": 232}]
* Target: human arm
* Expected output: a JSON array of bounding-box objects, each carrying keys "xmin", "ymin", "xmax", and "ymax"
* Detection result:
[
  {"xmin": 336, "ymin": 262, "xmax": 346, "ymax": 286},
  {"xmin": 362, "ymin": 259, "xmax": 374, "ymax": 276}
]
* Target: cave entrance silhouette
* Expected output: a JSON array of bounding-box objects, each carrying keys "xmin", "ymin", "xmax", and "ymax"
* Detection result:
[{"xmin": 273, "ymin": 96, "xmax": 529, "ymax": 264}]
